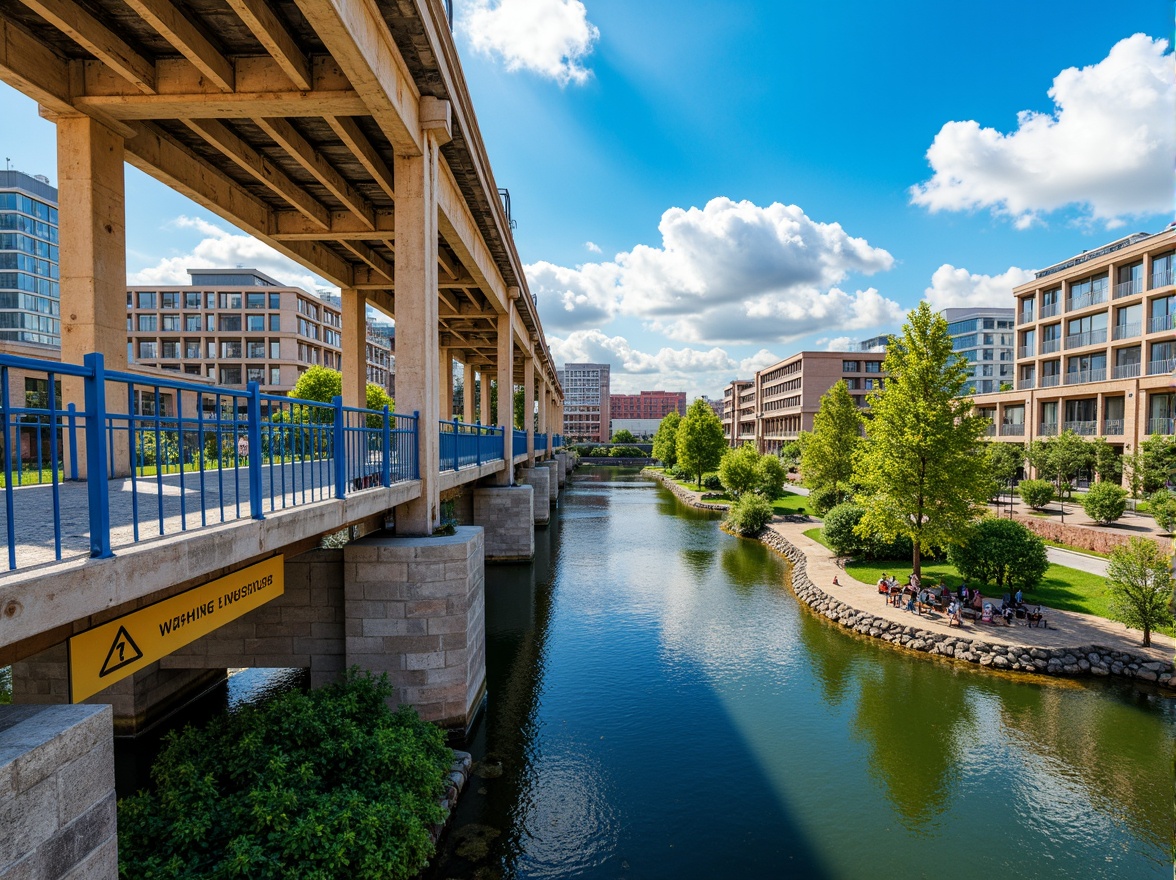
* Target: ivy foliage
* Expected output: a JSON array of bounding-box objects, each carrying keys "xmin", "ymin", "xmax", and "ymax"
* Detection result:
[{"xmin": 118, "ymin": 670, "xmax": 450, "ymax": 880}]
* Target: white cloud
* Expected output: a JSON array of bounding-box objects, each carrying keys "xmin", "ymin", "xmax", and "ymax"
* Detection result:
[
  {"xmin": 584, "ymin": 240, "xmax": 602, "ymax": 253},
  {"xmin": 461, "ymin": 0, "xmax": 599, "ymax": 86},
  {"xmin": 530, "ymin": 197, "xmax": 900, "ymax": 344},
  {"xmin": 816, "ymin": 336, "xmax": 855, "ymax": 352},
  {"xmin": 128, "ymin": 216, "xmax": 327, "ymax": 292},
  {"xmin": 549, "ymin": 329, "xmax": 780, "ymax": 399},
  {"xmin": 923, "ymin": 264, "xmax": 1035, "ymax": 310},
  {"xmin": 911, "ymin": 34, "xmax": 1175, "ymax": 228}
]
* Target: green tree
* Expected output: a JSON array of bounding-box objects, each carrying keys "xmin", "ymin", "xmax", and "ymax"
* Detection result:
[
  {"xmin": 852, "ymin": 302, "xmax": 991, "ymax": 578},
  {"xmin": 1105, "ymin": 537, "xmax": 1175, "ymax": 647},
  {"xmin": 652, "ymin": 412, "xmax": 681, "ymax": 468},
  {"xmin": 289, "ymin": 364, "xmax": 343, "ymax": 421},
  {"xmin": 719, "ymin": 443, "xmax": 761, "ymax": 497},
  {"xmin": 985, "ymin": 442, "xmax": 1023, "ymax": 498},
  {"xmin": 612, "ymin": 428, "xmax": 637, "ymax": 444},
  {"xmin": 676, "ymin": 398, "xmax": 727, "ymax": 489},
  {"xmin": 1027, "ymin": 431, "xmax": 1094, "ymax": 496},
  {"xmin": 823, "ymin": 502, "xmax": 866, "ymax": 557},
  {"xmin": 1090, "ymin": 436, "xmax": 1122, "ymax": 483},
  {"xmin": 799, "ymin": 379, "xmax": 862, "ymax": 502},
  {"xmin": 1148, "ymin": 489, "xmax": 1176, "ymax": 535},
  {"xmin": 514, "ymin": 388, "xmax": 526, "ymax": 429},
  {"xmin": 755, "ymin": 454, "xmax": 787, "ymax": 500},
  {"xmin": 723, "ymin": 493, "xmax": 774, "ymax": 536},
  {"xmin": 946, "ymin": 518, "xmax": 1049, "ymax": 593},
  {"xmin": 1138, "ymin": 434, "xmax": 1176, "ymax": 494},
  {"xmin": 1081, "ymin": 480, "xmax": 1127, "ymax": 524},
  {"xmin": 779, "ymin": 440, "xmax": 802, "ymax": 471},
  {"xmin": 1018, "ymin": 479, "xmax": 1055, "ymax": 510}
]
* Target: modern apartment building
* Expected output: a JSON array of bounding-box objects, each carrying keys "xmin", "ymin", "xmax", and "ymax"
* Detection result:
[
  {"xmin": 943, "ymin": 307, "xmax": 1015, "ymax": 395},
  {"xmin": 971, "ymin": 229, "xmax": 1175, "ymax": 454},
  {"xmin": 126, "ymin": 268, "xmax": 395, "ymax": 397},
  {"xmin": 0, "ymin": 170, "xmax": 59, "ymax": 349},
  {"xmin": 557, "ymin": 362, "xmax": 611, "ymax": 442},
  {"xmin": 610, "ymin": 390, "xmax": 685, "ymax": 421},
  {"xmin": 755, "ymin": 351, "xmax": 886, "ymax": 453},
  {"xmin": 721, "ymin": 379, "xmax": 754, "ymax": 447}
]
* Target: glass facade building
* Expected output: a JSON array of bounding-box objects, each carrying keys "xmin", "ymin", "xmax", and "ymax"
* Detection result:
[
  {"xmin": 942, "ymin": 307, "xmax": 1015, "ymax": 395},
  {"xmin": 0, "ymin": 170, "xmax": 59, "ymax": 347}
]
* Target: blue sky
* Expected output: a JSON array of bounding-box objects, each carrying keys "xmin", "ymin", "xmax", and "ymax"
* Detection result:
[{"xmin": 1, "ymin": 0, "xmax": 1171, "ymax": 397}]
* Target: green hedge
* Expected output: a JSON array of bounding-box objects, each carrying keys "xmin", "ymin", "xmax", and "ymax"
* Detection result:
[{"xmin": 118, "ymin": 670, "xmax": 450, "ymax": 880}]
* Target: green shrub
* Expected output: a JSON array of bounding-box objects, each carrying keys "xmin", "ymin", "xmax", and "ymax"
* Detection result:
[
  {"xmin": 719, "ymin": 444, "xmax": 760, "ymax": 497},
  {"xmin": 947, "ymin": 517, "xmax": 1048, "ymax": 593},
  {"xmin": 724, "ymin": 494, "xmax": 774, "ymax": 536},
  {"xmin": 822, "ymin": 502, "xmax": 865, "ymax": 556},
  {"xmin": 755, "ymin": 455, "xmax": 787, "ymax": 500},
  {"xmin": 588, "ymin": 446, "xmax": 610, "ymax": 457},
  {"xmin": 703, "ymin": 474, "xmax": 724, "ymax": 491},
  {"xmin": 609, "ymin": 445, "xmax": 644, "ymax": 457},
  {"xmin": 1148, "ymin": 489, "xmax": 1176, "ymax": 534},
  {"xmin": 1018, "ymin": 479, "xmax": 1055, "ymax": 510},
  {"xmin": 118, "ymin": 670, "xmax": 450, "ymax": 880},
  {"xmin": 808, "ymin": 486, "xmax": 845, "ymax": 516},
  {"xmin": 1082, "ymin": 480, "xmax": 1128, "ymax": 524}
]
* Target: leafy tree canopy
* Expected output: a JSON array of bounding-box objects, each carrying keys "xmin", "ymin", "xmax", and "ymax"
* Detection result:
[
  {"xmin": 800, "ymin": 380, "xmax": 862, "ymax": 498},
  {"xmin": 652, "ymin": 412, "xmax": 682, "ymax": 468},
  {"xmin": 676, "ymin": 398, "xmax": 727, "ymax": 489},
  {"xmin": 1081, "ymin": 480, "xmax": 1127, "ymax": 524},
  {"xmin": 1105, "ymin": 537, "xmax": 1175, "ymax": 647},
  {"xmin": 612, "ymin": 429, "xmax": 637, "ymax": 444},
  {"xmin": 946, "ymin": 517, "xmax": 1049, "ymax": 593},
  {"xmin": 719, "ymin": 443, "xmax": 761, "ymax": 498},
  {"xmin": 852, "ymin": 302, "xmax": 991, "ymax": 577}
]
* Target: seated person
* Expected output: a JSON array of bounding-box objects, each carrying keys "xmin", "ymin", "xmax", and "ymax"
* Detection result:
[
  {"xmin": 971, "ymin": 590, "xmax": 984, "ymax": 611},
  {"xmin": 981, "ymin": 602, "xmax": 994, "ymax": 623},
  {"xmin": 957, "ymin": 583, "xmax": 968, "ymax": 602},
  {"xmin": 947, "ymin": 600, "xmax": 962, "ymax": 627},
  {"xmin": 878, "ymin": 574, "xmax": 889, "ymax": 594},
  {"xmin": 1001, "ymin": 605, "xmax": 1015, "ymax": 625},
  {"xmin": 1014, "ymin": 588, "xmax": 1024, "ymax": 607},
  {"xmin": 1027, "ymin": 606, "xmax": 1047, "ymax": 628}
]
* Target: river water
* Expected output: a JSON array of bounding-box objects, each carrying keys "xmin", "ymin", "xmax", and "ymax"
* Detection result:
[{"xmin": 430, "ymin": 467, "xmax": 1173, "ymax": 879}]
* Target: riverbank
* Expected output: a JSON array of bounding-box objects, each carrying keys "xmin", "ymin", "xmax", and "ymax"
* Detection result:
[{"xmin": 646, "ymin": 469, "xmax": 1176, "ymax": 689}]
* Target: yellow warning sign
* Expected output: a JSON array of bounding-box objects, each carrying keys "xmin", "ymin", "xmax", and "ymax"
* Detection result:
[{"xmin": 68, "ymin": 555, "xmax": 284, "ymax": 703}]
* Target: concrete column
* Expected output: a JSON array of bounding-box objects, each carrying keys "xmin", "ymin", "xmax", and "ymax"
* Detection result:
[
  {"xmin": 392, "ymin": 137, "xmax": 442, "ymax": 534},
  {"xmin": 495, "ymin": 303, "xmax": 514, "ymax": 484},
  {"xmin": 539, "ymin": 459, "xmax": 560, "ymax": 506},
  {"xmin": 524, "ymin": 356, "xmax": 535, "ymax": 465},
  {"xmin": 517, "ymin": 466, "xmax": 550, "ymax": 525},
  {"xmin": 462, "ymin": 360, "xmax": 476, "ymax": 423},
  {"xmin": 440, "ymin": 348, "xmax": 453, "ymax": 420},
  {"xmin": 340, "ymin": 288, "xmax": 367, "ymax": 409},
  {"xmin": 537, "ymin": 382, "xmax": 548, "ymax": 458},
  {"xmin": 0, "ymin": 704, "xmax": 117, "ymax": 878},
  {"xmin": 479, "ymin": 369, "xmax": 491, "ymax": 426},
  {"xmin": 343, "ymin": 528, "xmax": 486, "ymax": 732},
  {"xmin": 555, "ymin": 451, "xmax": 569, "ymax": 486},
  {"xmin": 58, "ymin": 116, "xmax": 129, "ymax": 479},
  {"xmin": 473, "ymin": 486, "xmax": 534, "ymax": 561}
]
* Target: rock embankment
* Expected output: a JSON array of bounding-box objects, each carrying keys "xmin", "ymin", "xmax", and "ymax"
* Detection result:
[
  {"xmin": 646, "ymin": 470, "xmax": 730, "ymax": 511},
  {"xmin": 432, "ymin": 750, "xmax": 473, "ymax": 844},
  {"xmin": 758, "ymin": 528, "xmax": 1174, "ymax": 688}
]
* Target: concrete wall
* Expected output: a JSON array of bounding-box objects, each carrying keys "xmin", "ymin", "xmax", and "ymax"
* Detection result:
[
  {"xmin": 0, "ymin": 704, "xmax": 117, "ymax": 880},
  {"xmin": 472, "ymin": 486, "xmax": 534, "ymax": 561},
  {"xmin": 343, "ymin": 527, "xmax": 486, "ymax": 730},
  {"xmin": 516, "ymin": 467, "xmax": 550, "ymax": 525}
]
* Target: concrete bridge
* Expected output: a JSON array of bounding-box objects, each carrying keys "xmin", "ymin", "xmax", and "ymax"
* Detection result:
[{"xmin": 0, "ymin": 3, "xmax": 572, "ymax": 874}]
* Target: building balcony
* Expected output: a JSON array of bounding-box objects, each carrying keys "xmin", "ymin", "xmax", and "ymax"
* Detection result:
[
  {"xmin": 1063, "ymin": 420, "xmax": 1097, "ymax": 436},
  {"xmin": 1040, "ymin": 303, "xmax": 1059, "ymax": 319},
  {"xmin": 1066, "ymin": 291, "xmax": 1107, "ymax": 312},
  {"xmin": 1145, "ymin": 417, "xmax": 1174, "ymax": 435},
  {"xmin": 1000, "ymin": 423, "xmax": 1025, "ymax": 436},
  {"xmin": 1017, "ymin": 377, "xmax": 1035, "ymax": 390},
  {"xmin": 1113, "ymin": 278, "xmax": 1142, "ymax": 299},
  {"xmin": 1017, "ymin": 345, "xmax": 1033, "ymax": 359},
  {"xmin": 1103, "ymin": 418, "xmax": 1124, "ymax": 436},
  {"xmin": 1112, "ymin": 322, "xmax": 1140, "ymax": 340},
  {"xmin": 1064, "ymin": 368, "xmax": 1106, "ymax": 385},
  {"xmin": 1064, "ymin": 329, "xmax": 1107, "ymax": 349},
  {"xmin": 1112, "ymin": 362, "xmax": 1141, "ymax": 379},
  {"xmin": 1151, "ymin": 269, "xmax": 1173, "ymax": 289},
  {"xmin": 983, "ymin": 423, "xmax": 996, "ymax": 436},
  {"xmin": 1039, "ymin": 374, "xmax": 1061, "ymax": 388},
  {"xmin": 1147, "ymin": 314, "xmax": 1174, "ymax": 334},
  {"xmin": 1147, "ymin": 358, "xmax": 1175, "ymax": 376},
  {"xmin": 1039, "ymin": 422, "xmax": 1058, "ymax": 436},
  {"xmin": 1040, "ymin": 338, "xmax": 1061, "ymax": 354},
  {"xmin": 1018, "ymin": 309, "xmax": 1034, "ymax": 325}
]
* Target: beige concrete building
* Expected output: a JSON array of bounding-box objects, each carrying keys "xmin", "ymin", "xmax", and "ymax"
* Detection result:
[
  {"xmin": 127, "ymin": 268, "xmax": 395, "ymax": 397},
  {"xmin": 721, "ymin": 379, "xmax": 754, "ymax": 447},
  {"xmin": 971, "ymin": 229, "xmax": 1175, "ymax": 455},
  {"xmin": 755, "ymin": 351, "xmax": 885, "ymax": 453}
]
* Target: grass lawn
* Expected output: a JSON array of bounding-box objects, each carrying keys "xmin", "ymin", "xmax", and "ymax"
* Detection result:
[
  {"xmin": 803, "ymin": 527, "xmax": 830, "ymax": 549},
  {"xmin": 770, "ymin": 491, "xmax": 813, "ymax": 517}
]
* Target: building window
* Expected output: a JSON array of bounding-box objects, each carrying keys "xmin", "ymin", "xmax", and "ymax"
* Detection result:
[
  {"xmin": 864, "ymin": 361, "xmax": 881, "ymax": 373},
  {"xmin": 137, "ymin": 291, "xmax": 156, "ymax": 309},
  {"xmin": 842, "ymin": 361, "xmax": 859, "ymax": 372},
  {"xmin": 219, "ymin": 292, "xmax": 242, "ymax": 309},
  {"xmin": 269, "ymin": 314, "xmax": 281, "ymax": 331},
  {"xmin": 269, "ymin": 292, "xmax": 281, "ymax": 310},
  {"xmin": 184, "ymin": 291, "xmax": 201, "ymax": 309},
  {"xmin": 246, "ymin": 315, "xmax": 265, "ymax": 331},
  {"xmin": 246, "ymin": 292, "xmax": 266, "ymax": 309},
  {"xmin": 269, "ymin": 367, "xmax": 281, "ymax": 385},
  {"xmin": 160, "ymin": 292, "xmax": 179, "ymax": 309},
  {"xmin": 220, "ymin": 341, "xmax": 242, "ymax": 358},
  {"xmin": 219, "ymin": 366, "xmax": 242, "ymax": 385},
  {"xmin": 161, "ymin": 340, "xmax": 180, "ymax": 359},
  {"xmin": 184, "ymin": 314, "xmax": 201, "ymax": 331},
  {"xmin": 218, "ymin": 315, "xmax": 242, "ymax": 332},
  {"xmin": 269, "ymin": 340, "xmax": 280, "ymax": 359},
  {"xmin": 247, "ymin": 367, "xmax": 265, "ymax": 384},
  {"xmin": 184, "ymin": 339, "xmax": 201, "ymax": 358},
  {"xmin": 205, "ymin": 292, "xmax": 216, "ymax": 309},
  {"xmin": 138, "ymin": 341, "xmax": 157, "ymax": 359},
  {"xmin": 247, "ymin": 340, "xmax": 265, "ymax": 359},
  {"xmin": 137, "ymin": 314, "xmax": 156, "ymax": 332},
  {"xmin": 161, "ymin": 313, "xmax": 179, "ymax": 331},
  {"xmin": 206, "ymin": 314, "xmax": 215, "ymax": 332}
]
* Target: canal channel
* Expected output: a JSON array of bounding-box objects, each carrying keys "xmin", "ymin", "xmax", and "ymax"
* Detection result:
[{"xmin": 429, "ymin": 467, "xmax": 1173, "ymax": 879}]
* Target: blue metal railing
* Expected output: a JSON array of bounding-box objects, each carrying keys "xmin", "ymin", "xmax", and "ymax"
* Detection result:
[
  {"xmin": 438, "ymin": 420, "xmax": 505, "ymax": 473},
  {"xmin": 512, "ymin": 428, "xmax": 527, "ymax": 458},
  {"xmin": 535, "ymin": 433, "xmax": 547, "ymax": 452},
  {"xmin": 0, "ymin": 351, "xmax": 419, "ymax": 571}
]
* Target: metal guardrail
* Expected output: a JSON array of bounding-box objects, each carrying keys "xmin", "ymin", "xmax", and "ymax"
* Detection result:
[
  {"xmin": 0, "ymin": 351, "xmax": 419, "ymax": 571},
  {"xmin": 513, "ymin": 428, "xmax": 527, "ymax": 458},
  {"xmin": 437, "ymin": 420, "xmax": 504, "ymax": 473},
  {"xmin": 535, "ymin": 433, "xmax": 548, "ymax": 452}
]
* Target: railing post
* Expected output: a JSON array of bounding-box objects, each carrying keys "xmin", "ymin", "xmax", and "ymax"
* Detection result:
[
  {"xmin": 413, "ymin": 410, "xmax": 420, "ymax": 480},
  {"xmin": 452, "ymin": 417, "xmax": 460, "ymax": 471},
  {"xmin": 247, "ymin": 382, "xmax": 264, "ymax": 520},
  {"xmin": 333, "ymin": 395, "xmax": 347, "ymax": 499},
  {"xmin": 67, "ymin": 402, "xmax": 79, "ymax": 481},
  {"xmin": 82, "ymin": 353, "xmax": 112, "ymax": 559},
  {"xmin": 476, "ymin": 423, "xmax": 482, "ymax": 467},
  {"xmin": 382, "ymin": 405, "xmax": 392, "ymax": 487}
]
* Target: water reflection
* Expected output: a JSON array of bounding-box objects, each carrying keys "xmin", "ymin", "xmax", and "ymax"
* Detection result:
[{"xmin": 431, "ymin": 467, "xmax": 1174, "ymax": 880}]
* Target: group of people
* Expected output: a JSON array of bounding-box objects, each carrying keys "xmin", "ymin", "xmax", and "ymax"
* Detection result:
[{"xmin": 870, "ymin": 572, "xmax": 1047, "ymax": 630}]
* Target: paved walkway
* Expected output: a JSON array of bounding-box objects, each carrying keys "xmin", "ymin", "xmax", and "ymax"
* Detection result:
[{"xmin": 1046, "ymin": 546, "xmax": 1108, "ymax": 575}]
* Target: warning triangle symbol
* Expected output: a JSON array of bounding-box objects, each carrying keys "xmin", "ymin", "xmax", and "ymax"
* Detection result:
[{"xmin": 99, "ymin": 625, "xmax": 144, "ymax": 677}]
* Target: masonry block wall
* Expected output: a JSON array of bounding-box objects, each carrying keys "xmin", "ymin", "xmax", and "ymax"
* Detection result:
[
  {"xmin": 517, "ymin": 467, "xmax": 551, "ymax": 525},
  {"xmin": 0, "ymin": 704, "xmax": 117, "ymax": 880},
  {"xmin": 162, "ymin": 549, "xmax": 346, "ymax": 688},
  {"xmin": 555, "ymin": 452, "xmax": 569, "ymax": 486},
  {"xmin": 539, "ymin": 460, "xmax": 560, "ymax": 503},
  {"xmin": 473, "ymin": 486, "xmax": 535, "ymax": 561},
  {"xmin": 343, "ymin": 527, "xmax": 486, "ymax": 730}
]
